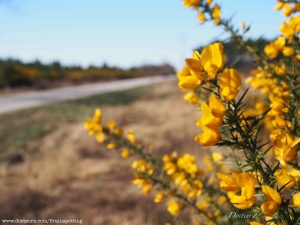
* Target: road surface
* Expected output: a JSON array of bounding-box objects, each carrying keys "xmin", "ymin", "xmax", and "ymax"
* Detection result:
[{"xmin": 0, "ymin": 75, "xmax": 175, "ymax": 114}]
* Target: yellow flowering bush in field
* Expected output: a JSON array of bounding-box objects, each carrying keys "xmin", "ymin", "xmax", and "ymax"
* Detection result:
[{"xmin": 85, "ymin": 0, "xmax": 300, "ymax": 224}]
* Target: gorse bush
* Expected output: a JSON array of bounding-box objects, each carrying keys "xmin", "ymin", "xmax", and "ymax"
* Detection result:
[
  {"xmin": 0, "ymin": 59, "xmax": 174, "ymax": 88},
  {"xmin": 84, "ymin": 0, "xmax": 300, "ymax": 224}
]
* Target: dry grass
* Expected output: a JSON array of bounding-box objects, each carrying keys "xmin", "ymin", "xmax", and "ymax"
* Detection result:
[{"xmin": 0, "ymin": 81, "xmax": 203, "ymax": 225}]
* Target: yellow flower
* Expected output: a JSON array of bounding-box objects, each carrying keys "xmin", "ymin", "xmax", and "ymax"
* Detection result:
[
  {"xmin": 209, "ymin": 94, "xmax": 226, "ymax": 117},
  {"xmin": 107, "ymin": 143, "xmax": 116, "ymax": 150},
  {"xmin": 163, "ymin": 153, "xmax": 178, "ymax": 175},
  {"xmin": 154, "ymin": 192, "xmax": 165, "ymax": 203},
  {"xmin": 272, "ymin": 37, "xmax": 285, "ymax": 51},
  {"xmin": 185, "ymin": 51, "xmax": 206, "ymax": 82},
  {"xmin": 271, "ymin": 129, "xmax": 300, "ymax": 166},
  {"xmin": 107, "ymin": 119, "xmax": 116, "ymax": 131},
  {"xmin": 183, "ymin": 0, "xmax": 200, "ymax": 8},
  {"xmin": 275, "ymin": 166, "xmax": 300, "ymax": 188},
  {"xmin": 195, "ymin": 126, "xmax": 220, "ymax": 146},
  {"xmin": 282, "ymin": 46, "xmax": 294, "ymax": 56},
  {"xmin": 217, "ymin": 171, "xmax": 258, "ymax": 209},
  {"xmin": 127, "ymin": 130, "xmax": 137, "ymax": 144},
  {"xmin": 141, "ymin": 181, "xmax": 153, "ymax": 195},
  {"xmin": 177, "ymin": 66, "xmax": 201, "ymax": 90},
  {"xmin": 261, "ymin": 185, "xmax": 282, "ymax": 216},
  {"xmin": 212, "ymin": 4, "xmax": 221, "ymax": 25},
  {"xmin": 272, "ymin": 64, "xmax": 286, "ymax": 76},
  {"xmin": 197, "ymin": 11, "xmax": 206, "ymax": 22},
  {"xmin": 121, "ymin": 148, "xmax": 132, "ymax": 159},
  {"xmin": 187, "ymin": 180, "xmax": 203, "ymax": 198},
  {"xmin": 292, "ymin": 192, "xmax": 300, "ymax": 208},
  {"xmin": 173, "ymin": 171, "xmax": 187, "ymax": 186},
  {"xmin": 265, "ymin": 37, "xmax": 285, "ymax": 59},
  {"xmin": 198, "ymin": 95, "xmax": 226, "ymax": 127},
  {"xmin": 264, "ymin": 44, "xmax": 278, "ymax": 59},
  {"xmin": 84, "ymin": 108, "xmax": 106, "ymax": 143},
  {"xmin": 132, "ymin": 160, "xmax": 154, "ymax": 175},
  {"xmin": 274, "ymin": 1, "xmax": 284, "ymax": 11},
  {"xmin": 201, "ymin": 43, "xmax": 225, "ymax": 79},
  {"xmin": 212, "ymin": 152, "xmax": 223, "ymax": 163},
  {"xmin": 195, "ymin": 95, "xmax": 225, "ymax": 146},
  {"xmin": 217, "ymin": 172, "xmax": 239, "ymax": 191},
  {"xmin": 202, "ymin": 154, "xmax": 214, "ymax": 172},
  {"xmin": 95, "ymin": 132, "xmax": 105, "ymax": 143},
  {"xmin": 177, "ymin": 154, "xmax": 198, "ymax": 176},
  {"xmin": 196, "ymin": 197, "xmax": 211, "ymax": 210},
  {"xmin": 107, "ymin": 119, "xmax": 123, "ymax": 136},
  {"xmin": 250, "ymin": 222, "xmax": 264, "ymax": 225},
  {"xmin": 167, "ymin": 200, "xmax": 181, "ymax": 216},
  {"xmin": 219, "ymin": 68, "xmax": 241, "ymax": 101},
  {"xmin": 282, "ymin": 3, "xmax": 293, "ymax": 17},
  {"xmin": 184, "ymin": 92, "xmax": 199, "ymax": 105},
  {"xmin": 217, "ymin": 196, "xmax": 227, "ymax": 206},
  {"xmin": 242, "ymin": 102, "xmax": 266, "ymax": 123},
  {"xmin": 206, "ymin": 0, "xmax": 213, "ymax": 5},
  {"xmin": 199, "ymin": 102, "xmax": 222, "ymax": 128},
  {"xmin": 280, "ymin": 16, "xmax": 300, "ymax": 37},
  {"xmin": 227, "ymin": 191, "xmax": 256, "ymax": 210}
]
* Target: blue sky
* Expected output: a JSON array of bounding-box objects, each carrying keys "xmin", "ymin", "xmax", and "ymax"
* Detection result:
[{"xmin": 0, "ymin": 0, "xmax": 285, "ymax": 68}]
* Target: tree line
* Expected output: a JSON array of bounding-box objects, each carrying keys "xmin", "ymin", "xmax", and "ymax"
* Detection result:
[{"xmin": 0, "ymin": 59, "xmax": 175, "ymax": 88}]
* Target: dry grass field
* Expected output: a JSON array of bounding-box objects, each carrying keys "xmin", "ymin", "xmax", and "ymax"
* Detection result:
[{"xmin": 0, "ymin": 80, "xmax": 204, "ymax": 225}]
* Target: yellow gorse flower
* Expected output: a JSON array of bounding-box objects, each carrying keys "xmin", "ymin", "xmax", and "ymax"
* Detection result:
[
  {"xmin": 167, "ymin": 200, "xmax": 181, "ymax": 216},
  {"xmin": 195, "ymin": 94, "xmax": 225, "ymax": 146},
  {"xmin": 133, "ymin": 176, "xmax": 153, "ymax": 195},
  {"xmin": 250, "ymin": 222, "xmax": 264, "ymax": 225},
  {"xmin": 197, "ymin": 10, "xmax": 206, "ymax": 22},
  {"xmin": 246, "ymin": 67, "xmax": 292, "ymax": 132},
  {"xmin": 271, "ymin": 129, "xmax": 300, "ymax": 166},
  {"xmin": 121, "ymin": 148, "xmax": 132, "ymax": 159},
  {"xmin": 84, "ymin": 108, "xmax": 106, "ymax": 143},
  {"xmin": 163, "ymin": 152, "xmax": 178, "ymax": 175},
  {"xmin": 185, "ymin": 51, "xmax": 206, "ymax": 82},
  {"xmin": 292, "ymin": 192, "xmax": 300, "ymax": 208},
  {"xmin": 127, "ymin": 130, "xmax": 137, "ymax": 144},
  {"xmin": 154, "ymin": 192, "xmax": 165, "ymax": 203},
  {"xmin": 107, "ymin": 143, "xmax": 116, "ymax": 150},
  {"xmin": 163, "ymin": 152, "xmax": 204, "ymax": 200},
  {"xmin": 264, "ymin": 37, "xmax": 285, "ymax": 59},
  {"xmin": 282, "ymin": 46, "xmax": 294, "ymax": 56},
  {"xmin": 177, "ymin": 154, "xmax": 198, "ymax": 176},
  {"xmin": 206, "ymin": 0, "xmax": 213, "ymax": 6},
  {"xmin": 274, "ymin": 1, "xmax": 285, "ymax": 11},
  {"xmin": 219, "ymin": 68, "xmax": 241, "ymax": 101},
  {"xmin": 280, "ymin": 16, "xmax": 300, "ymax": 38},
  {"xmin": 261, "ymin": 185, "xmax": 282, "ymax": 216},
  {"xmin": 281, "ymin": 3, "xmax": 293, "ymax": 17},
  {"xmin": 183, "ymin": 0, "xmax": 200, "ymax": 8},
  {"xmin": 217, "ymin": 170, "xmax": 258, "ymax": 209},
  {"xmin": 184, "ymin": 91, "xmax": 199, "ymax": 105},
  {"xmin": 178, "ymin": 42, "xmax": 226, "ymax": 91},
  {"xmin": 201, "ymin": 42, "xmax": 225, "ymax": 79},
  {"xmin": 177, "ymin": 65, "xmax": 201, "ymax": 90},
  {"xmin": 275, "ymin": 166, "xmax": 300, "ymax": 188},
  {"xmin": 212, "ymin": 152, "xmax": 223, "ymax": 163},
  {"xmin": 212, "ymin": 4, "xmax": 221, "ymax": 25},
  {"xmin": 85, "ymin": 108, "xmax": 102, "ymax": 135}
]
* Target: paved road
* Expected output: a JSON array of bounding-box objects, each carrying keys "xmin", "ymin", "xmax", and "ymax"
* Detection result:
[{"xmin": 0, "ymin": 75, "xmax": 175, "ymax": 114}]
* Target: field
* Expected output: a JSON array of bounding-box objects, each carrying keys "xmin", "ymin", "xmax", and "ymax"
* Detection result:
[{"xmin": 0, "ymin": 80, "xmax": 202, "ymax": 225}]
